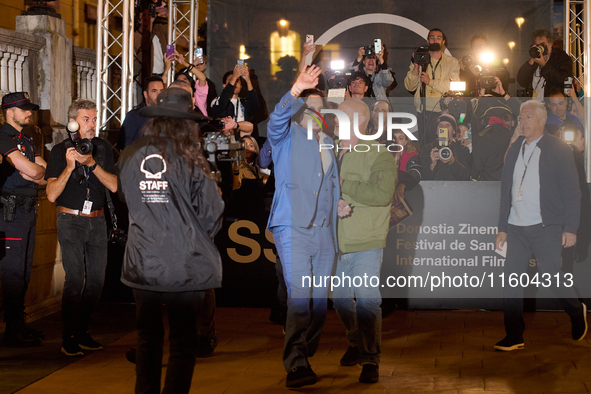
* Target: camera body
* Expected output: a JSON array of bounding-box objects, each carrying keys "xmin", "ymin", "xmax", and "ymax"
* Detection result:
[
  {"xmin": 447, "ymin": 97, "xmax": 468, "ymax": 116},
  {"xmin": 364, "ymin": 45, "xmax": 375, "ymax": 57},
  {"xmin": 202, "ymin": 132, "xmax": 246, "ymax": 180},
  {"xmin": 414, "ymin": 45, "xmax": 431, "ymax": 65},
  {"xmin": 65, "ymin": 121, "xmax": 93, "ymax": 155},
  {"xmin": 529, "ymin": 43, "xmax": 548, "ymax": 59},
  {"xmin": 478, "ymin": 71, "xmax": 497, "ymax": 89},
  {"xmin": 478, "ymin": 66, "xmax": 509, "ymax": 91},
  {"xmin": 461, "ymin": 55, "xmax": 473, "ymax": 65}
]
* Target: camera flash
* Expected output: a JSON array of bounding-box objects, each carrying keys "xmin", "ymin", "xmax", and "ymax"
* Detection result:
[
  {"xmin": 564, "ymin": 131, "xmax": 575, "ymax": 142},
  {"xmin": 450, "ymin": 81, "xmax": 466, "ymax": 91},
  {"xmin": 330, "ymin": 60, "xmax": 345, "ymax": 71},
  {"xmin": 67, "ymin": 120, "xmax": 79, "ymax": 132}
]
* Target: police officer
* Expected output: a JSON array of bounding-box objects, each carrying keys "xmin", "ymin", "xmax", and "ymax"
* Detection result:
[{"xmin": 0, "ymin": 92, "xmax": 47, "ymax": 347}]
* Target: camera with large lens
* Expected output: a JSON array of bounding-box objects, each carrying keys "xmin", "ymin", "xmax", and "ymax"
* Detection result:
[
  {"xmin": 64, "ymin": 120, "xmax": 93, "ymax": 155},
  {"xmin": 529, "ymin": 43, "xmax": 547, "ymax": 59},
  {"xmin": 461, "ymin": 55, "xmax": 473, "ymax": 65},
  {"xmin": 413, "ymin": 45, "xmax": 431, "ymax": 65},
  {"xmin": 478, "ymin": 71, "xmax": 497, "ymax": 89},
  {"xmin": 364, "ymin": 45, "xmax": 375, "ymax": 57}
]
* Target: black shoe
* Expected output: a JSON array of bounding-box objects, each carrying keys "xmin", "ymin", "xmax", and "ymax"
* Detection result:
[
  {"xmin": 4, "ymin": 325, "xmax": 41, "ymax": 347},
  {"xmin": 286, "ymin": 366, "xmax": 317, "ymax": 388},
  {"xmin": 340, "ymin": 345, "xmax": 359, "ymax": 366},
  {"xmin": 20, "ymin": 314, "xmax": 46, "ymax": 339},
  {"xmin": 78, "ymin": 332, "xmax": 103, "ymax": 351},
  {"xmin": 125, "ymin": 348, "xmax": 136, "ymax": 364},
  {"xmin": 61, "ymin": 337, "xmax": 84, "ymax": 356},
  {"xmin": 197, "ymin": 337, "xmax": 218, "ymax": 357},
  {"xmin": 359, "ymin": 363, "xmax": 379, "ymax": 384},
  {"xmin": 572, "ymin": 303, "xmax": 588, "ymax": 341},
  {"xmin": 494, "ymin": 336, "xmax": 524, "ymax": 351}
]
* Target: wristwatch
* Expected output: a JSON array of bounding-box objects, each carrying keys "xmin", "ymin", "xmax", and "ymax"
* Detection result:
[{"xmin": 88, "ymin": 162, "xmax": 97, "ymax": 172}]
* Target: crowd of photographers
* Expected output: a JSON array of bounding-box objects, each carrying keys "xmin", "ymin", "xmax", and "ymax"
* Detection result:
[
  {"xmin": 320, "ymin": 27, "xmax": 585, "ymax": 184},
  {"xmin": 1, "ymin": 22, "xmax": 587, "ymax": 392}
]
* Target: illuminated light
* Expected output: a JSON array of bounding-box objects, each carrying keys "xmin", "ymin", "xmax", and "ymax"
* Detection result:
[
  {"xmin": 239, "ymin": 45, "xmax": 250, "ymax": 60},
  {"xmin": 515, "ymin": 17, "xmax": 525, "ymax": 28},
  {"xmin": 564, "ymin": 131, "xmax": 575, "ymax": 142},
  {"xmin": 479, "ymin": 51, "xmax": 494, "ymax": 64},
  {"xmin": 503, "ymin": 58, "xmax": 509, "ymax": 65},
  {"xmin": 279, "ymin": 19, "xmax": 288, "ymax": 27},
  {"xmin": 508, "ymin": 41, "xmax": 516, "ymax": 50},
  {"xmin": 331, "ymin": 60, "xmax": 345, "ymax": 70},
  {"xmin": 450, "ymin": 81, "xmax": 466, "ymax": 91}
]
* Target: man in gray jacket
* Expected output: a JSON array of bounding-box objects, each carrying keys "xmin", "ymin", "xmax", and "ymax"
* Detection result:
[{"xmin": 494, "ymin": 99, "xmax": 586, "ymax": 351}]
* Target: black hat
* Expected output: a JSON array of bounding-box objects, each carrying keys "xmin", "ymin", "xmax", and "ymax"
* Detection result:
[
  {"xmin": 1, "ymin": 92, "xmax": 39, "ymax": 111},
  {"xmin": 139, "ymin": 88, "xmax": 210, "ymax": 121},
  {"xmin": 472, "ymin": 97, "xmax": 514, "ymax": 119},
  {"xmin": 436, "ymin": 114, "xmax": 458, "ymax": 134}
]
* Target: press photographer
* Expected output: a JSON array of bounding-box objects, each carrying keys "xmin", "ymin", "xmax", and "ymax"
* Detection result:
[
  {"xmin": 45, "ymin": 99, "xmax": 118, "ymax": 356},
  {"xmin": 516, "ymin": 29, "xmax": 573, "ymax": 98},
  {"xmin": 418, "ymin": 114, "xmax": 472, "ymax": 180},
  {"xmin": 404, "ymin": 28, "xmax": 460, "ymax": 146},
  {"xmin": 350, "ymin": 39, "xmax": 396, "ymax": 98}
]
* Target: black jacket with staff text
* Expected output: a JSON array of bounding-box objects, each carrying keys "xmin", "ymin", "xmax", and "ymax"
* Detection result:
[{"xmin": 118, "ymin": 137, "xmax": 224, "ymax": 292}]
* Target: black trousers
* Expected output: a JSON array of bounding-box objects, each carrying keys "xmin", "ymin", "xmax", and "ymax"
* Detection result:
[
  {"xmin": 503, "ymin": 224, "xmax": 582, "ymax": 338},
  {"xmin": 133, "ymin": 288, "xmax": 206, "ymax": 394},
  {"xmin": 0, "ymin": 204, "xmax": 36, "ymax": 324}
]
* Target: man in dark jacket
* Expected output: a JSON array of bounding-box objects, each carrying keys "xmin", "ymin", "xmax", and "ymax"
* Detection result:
[
  {"xmin": 119, "ymin": 88, "xmax": 224, "ymax": 393},
  {"xmin": 419, "ymin": 114, "xmax": 472, "ymax": 180},
  {"xmin": 494, "ymin": 99, "xmax": 586, "ymax": 351},
  {"xmin": 516, "ymin": 29, "xmax": 573, "ymax": 98},
  {"xmin": 120, "ymin": 76, "xmax": 164, "ymax": 148}
]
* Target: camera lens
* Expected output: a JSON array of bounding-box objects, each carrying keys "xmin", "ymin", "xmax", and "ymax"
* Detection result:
[
  {"xmin": 439, "ymin": 147, "xmax": 452, "ymax": 161},
  {"xmin": 529, "ymin": 45, "xmax": 543, "ymax": 58}
]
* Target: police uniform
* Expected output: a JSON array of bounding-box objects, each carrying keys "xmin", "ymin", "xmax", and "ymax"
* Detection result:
[{"xmin": 0, "ymin": 92, "xmax": 42, "ymax": 346}]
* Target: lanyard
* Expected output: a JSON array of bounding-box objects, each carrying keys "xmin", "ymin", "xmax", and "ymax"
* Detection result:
[
  {"xmin": 431, "ymin": 57, "xmax": 442, "ymax": 80},
  {"xmin": 532, "ymin": 67, "xmax": 545, "ymax": 92},
  {"xmin": 83, "ymin": 166, "xmax": 91, "ymax": 201},
  {"xmin": 518, "ymin": 142, "xmax": 537, "ymax": 190}
]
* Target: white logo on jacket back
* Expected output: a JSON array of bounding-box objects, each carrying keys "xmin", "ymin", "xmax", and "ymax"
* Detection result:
[{"xmin": 139, "ymin": 154, "xmax": 169, "ymax": 203}]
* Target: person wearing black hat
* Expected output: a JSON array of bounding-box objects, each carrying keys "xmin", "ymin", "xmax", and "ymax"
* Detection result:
[
  {"xmin": 418, "ymin": 113, "xmax": 472, "ymax": 181},
  {"xmin": 118, "ymin": 88, "xmax": 224, "ymax": 394},
  {"xmin": 45, "ymin": 99, "xmax": 118, "ymax": 356},
  {"xmin": 0, "ymin": 91, "xmax": 48, "ymax": 347}
]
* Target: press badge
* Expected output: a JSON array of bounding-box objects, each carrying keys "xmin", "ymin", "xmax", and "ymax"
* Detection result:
[
  {"xmin": 516, "ymin": 189, "xmax": 523, "ymax": 202},
  {"xmin": 82, "ymin": 200, "xmax": 93, "ymax": 214}
]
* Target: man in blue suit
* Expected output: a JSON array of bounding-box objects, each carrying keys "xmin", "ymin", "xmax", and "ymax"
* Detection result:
[{"xmin": 267, "ymin": 66, "xmax": 350, "ymax": 388}]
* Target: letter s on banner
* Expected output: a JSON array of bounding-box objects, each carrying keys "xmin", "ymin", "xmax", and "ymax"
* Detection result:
[{"xmin": 227, "ymin": 220, "xmax": 261, "ymax": 263}]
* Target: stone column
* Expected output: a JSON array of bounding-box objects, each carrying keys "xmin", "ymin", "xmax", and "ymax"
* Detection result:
[{"xmin": 16, "ymin": 15, "xmax": 72, "ymax": 129}]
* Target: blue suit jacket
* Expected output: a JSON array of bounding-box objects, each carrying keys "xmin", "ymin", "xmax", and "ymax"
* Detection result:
[{"xmin": 266, "ymin": 91, "xmax": 340, "ymax": 247}]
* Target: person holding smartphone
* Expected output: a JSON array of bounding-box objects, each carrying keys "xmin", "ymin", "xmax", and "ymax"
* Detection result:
[{"xmin": 210, "ymin": 63, "xmax": 261, "ymax": 137}]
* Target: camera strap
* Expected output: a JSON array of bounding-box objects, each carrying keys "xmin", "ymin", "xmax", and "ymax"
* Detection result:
[
  {"xmin": 431, "ymin": 57, "xmax": 442, "ymax": 80},
  {"xmin": 104, "ymin": 187, "xmax": 118, "ymax": 232}
]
